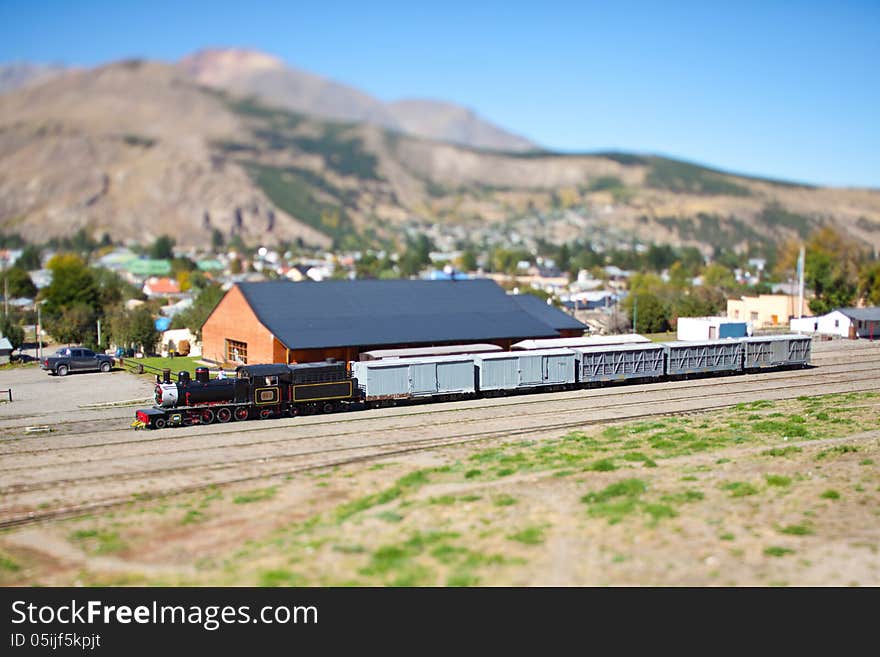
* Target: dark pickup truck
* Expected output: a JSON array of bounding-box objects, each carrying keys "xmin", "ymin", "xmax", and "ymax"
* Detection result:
[{"xmin": 41, "ymin": 347, "xmax": 115, "ymax": 376}]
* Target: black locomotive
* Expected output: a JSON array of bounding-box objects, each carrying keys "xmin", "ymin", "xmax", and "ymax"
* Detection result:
[{"xmin": 134, "ymin": 361, "xmax": 361, "ymax": 429}]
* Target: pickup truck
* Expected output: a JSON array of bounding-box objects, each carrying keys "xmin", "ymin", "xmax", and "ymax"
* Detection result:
[{"xmin": 41, "ymin": 347, "xmax": 115, "ymax": 376}]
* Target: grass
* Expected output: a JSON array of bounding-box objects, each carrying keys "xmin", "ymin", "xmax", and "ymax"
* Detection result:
[
  {"xmin": 134, "ymin": 355, "xmax": 203, "ymax": 378},
  {"xmin": 820, "ymin": 489, "xmax": 841, "ymax": 500},
  {"xmin": 762, "ymin": 446, "xmax": 803, "ymax": 457},
  {"xmin": 0, "ymin": 553, "xmax": 21, "ymax": 572},
  {"xmin": 722, "ymin": 482, "xmax": 759, "ymax": 497},
  {"xmin": 764, "ymin": 546, "xmax": 795, "ymax": 557},
  {"xmin": 233, "ymin": 487, "xmax": 277, "ymax": 505},
  {"xmin": 259, "ymin": 569, "xmax": 306, "ymax": 587},
  {"xmin": 779, "ymin": 523, "xmax": 814, "ymax": 536},
  {"xmin": 69, "ymin": 529, "xmax": 126, "ymax": 554},
  {"xmin": 493, "ymin": 494, "xmax": 517, "ymax": 507},
  {"xmin": 765, "ymin": 475, "xmax": 792, "ymax": 488},
  {"xmin": 507, "ymin": 527, "xmax": 546, "ymax": 545}
]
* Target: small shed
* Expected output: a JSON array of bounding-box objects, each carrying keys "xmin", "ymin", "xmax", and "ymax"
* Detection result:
[
  {"xmin": 677, "ymin": 317, "xmax": 748, "ymax": 341},
  {"xmin": 0, "ymin": 336, "xmax": 12, "ymax": 365}
]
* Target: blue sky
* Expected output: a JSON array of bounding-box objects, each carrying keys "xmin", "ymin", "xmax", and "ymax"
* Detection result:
[{"xmin": 2, "ymin": 0, "xmax": 878, "ymax": 187}]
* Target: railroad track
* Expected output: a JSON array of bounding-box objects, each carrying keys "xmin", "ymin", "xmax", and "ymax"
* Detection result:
[
  {"xmin": 3, "ymin": 351, "xmax": 880, "ymax": 447},
  {"xmin": 2, "ymin": 370, "xmax": 879, "ymax": 529},
  {"xmin": 2, "ymin": 365, "xmax": 880, "ymax": 471}
]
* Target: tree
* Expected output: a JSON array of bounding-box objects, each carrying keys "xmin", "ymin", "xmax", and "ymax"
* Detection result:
[
  {"xmin": 170, "ymin": 284, "xmax": 225, "ymax": 339},
  {"xmin": 0, "ymin": 313, "xmax": 25, "ymax": 351},
  {"xmin": 1, "ymin": 266, "xmax": 37, "ymax": 298},
  {"xmin": 858, "ymin": 261, "xmax": 880, "ymax": 306},
  {"xmin": 803, "ymin": 226, "xmax": 863, "ymax": 314},
  {"xmin": 40, "ymin": 254, "xmax": 100, "ymax": 319},
  {"xmin": 457, "ymin": 249, "xmax": 478, "ymax": 273},
  {"xmin": 701, "ymin": 263, "xmax": 737, "ymax": 293},
  {"xmin": 14, "ymin": 245, "xmax": 42, "ymax": 271},
  {"xmin": 106, "ymin": 305, "xmax": 159, "ymax": 353},
  {"xmin": 46, "ymin": 303, "xmax": 95, "ymax": 345},
  {"xmin": 398, "ymin": 234, "xmax": 434, "ymax": 277},
  {"xmin": 625, "ymin": 292, "xmax": 669, "ymax": 333},
  {"xmin": 211, "ymin": 228, "xmax": 225, "ymax": 251},
  {"xmin": 149, "ymin": 235, "xmax": 175, "ymax": 260}
]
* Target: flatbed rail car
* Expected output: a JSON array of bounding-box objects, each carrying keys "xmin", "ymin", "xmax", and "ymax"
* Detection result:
[{"xmin": 133, "ymin": 334, "xmax": 813, "ymax": 429}]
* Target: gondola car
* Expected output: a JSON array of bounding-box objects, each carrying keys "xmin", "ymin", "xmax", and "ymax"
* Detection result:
[{"xmin": 133, "ymin": 361, "xmax": 361, "ymax": 429}]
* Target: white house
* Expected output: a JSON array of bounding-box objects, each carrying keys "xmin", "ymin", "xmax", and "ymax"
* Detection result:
[
  {"xmin": 677, "ymin": 317, "xmax": 750, "ymax": 341},
  {"xmin": 790, "ymin": 307, "xmax": 880, "ymax": 339},
  {"xmin": 160, "ymin": 328, "xmax": 201, "ymax": 357}
]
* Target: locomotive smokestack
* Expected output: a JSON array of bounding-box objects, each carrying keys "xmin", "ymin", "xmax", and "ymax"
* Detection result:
[{"xmin": 163, "ymin": 368, "xmax": 171, "ymax": 384}]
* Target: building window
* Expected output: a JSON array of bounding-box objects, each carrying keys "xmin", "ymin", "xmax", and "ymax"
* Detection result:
[
  {"xmin": 834, "ymin": 319, "xmax": 839, "ymax": 328},
  {"xmin": 226, "ymin": 339, "xmax": 248, "ymax": 364},
  {"xmin": 750, "ymin": 312, "xmax": 759, "ymax": 321}
]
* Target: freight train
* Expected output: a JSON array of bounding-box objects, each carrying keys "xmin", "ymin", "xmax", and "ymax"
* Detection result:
[{"xmin": 133, "ymin": 334, "xmax": 811, "ymax": 429}]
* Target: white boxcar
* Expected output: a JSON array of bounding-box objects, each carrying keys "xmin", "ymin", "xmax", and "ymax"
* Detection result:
[
  {"xmin": 474, "ymin": 348, "xmax": 577, "ymax": 392},
  {"xmin": 351, "ymin": 355, "xmax": 476, "ymax": 400},
  {"xmin": 742, "ymin": 334, "xmax": 811, "ymax": 369},
  {"xmin": 664, "ymin": 339, "xmax": 744, "ymax": 376},
  {"xmin": 574, "ymin": 343, "xmax": 665, "ymax": 383}
]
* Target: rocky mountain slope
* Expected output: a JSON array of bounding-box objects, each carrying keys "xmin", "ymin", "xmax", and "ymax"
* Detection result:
[
  {"xmin": 1, "ymin": 58, "xmax": 879, "ymax": 254},
  {"xmin": 179, "ymin": 48, "xmax": 535, "ymax": 152}
]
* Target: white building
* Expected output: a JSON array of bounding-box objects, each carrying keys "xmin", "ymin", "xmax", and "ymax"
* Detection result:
[
  {"xmin": 677, "ymin": 317, "xmax": 750, "ymax": 341},
  {"xmin": 790, "ymin": 307, "xmax": 880, "ymax": 339},
  {"xmin": 160, "ymin": 328, "xmax": 201, "ymax": 357}
]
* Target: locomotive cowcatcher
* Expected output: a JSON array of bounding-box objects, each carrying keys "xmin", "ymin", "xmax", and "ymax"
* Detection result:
[{"xmin": 133, "ymin": 360, "xmax": 361, "ymax": 429}]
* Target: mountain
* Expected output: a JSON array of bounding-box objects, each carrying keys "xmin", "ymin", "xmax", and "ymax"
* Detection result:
[
  {"xmin": 0, "ymin": 62, "xmax": 67, "ymax": 93},
  {"xmin": 178, "ymin": 48, "xmax": 536, "ymax": 153},
  {"xmin": 1, "ymin": 56, "xmax": 880, "ymax": 255}
]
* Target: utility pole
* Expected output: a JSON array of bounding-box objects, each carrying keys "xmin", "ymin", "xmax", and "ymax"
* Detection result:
[
  {"xmin": 97, "ymin": 319, "xmax": 102, "ymax": 350},
  {"xmin": 632, "ymin": 296, "xmax": 638, "ymax": 334},
  {"xmin": 797, "ymin": 245, "xmax": 805, "ymax": 319}
]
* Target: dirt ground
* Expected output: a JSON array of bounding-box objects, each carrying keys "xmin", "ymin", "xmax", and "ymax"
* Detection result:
[{"xmin": 0, "ymin": 340, "xmax": 878, "ymax": 586}]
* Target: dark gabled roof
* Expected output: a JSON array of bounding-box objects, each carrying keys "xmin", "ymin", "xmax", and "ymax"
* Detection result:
[
  {"xmin": 236, "ymin": 279, "xmax": 560, "ymax": 350},
  {"xmin": 837, "ymin": 307, "xmax": 880, "ymax": 321},
  {"xmin": 509, "ymin": 293, "xmax": 588, "ymax": 332}
]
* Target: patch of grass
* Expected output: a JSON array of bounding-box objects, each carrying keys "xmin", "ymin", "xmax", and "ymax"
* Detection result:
[
  {"xmin": 582, "ymin": 478, "xmax": 647, "ymax": 503},
  {"xmin": 643, "ymin": 503, "xmax": 678, "ymax": 522},
  {"xmin": 752, "ymin": 420, "xmax": 809, "ymax": 438},
  {"xmin": 493, "ymin": 494, "xmax": 518, "ymax": 507},
  {"xmin": 427, "ymin": 496, "xmax": 457, "ymax": 506},
  {"xmin": 622, "ymin": 452, "xmax": 658, "ymax": 467},
  {"xmin": 719, "ymin": 533, "xmax": 735, "ymax": 541},
  {"xmin": 816, "ymin": 445, "xmax": 859, "ymax": 460},
  {"xmin": 69, "ymin": 529, "xmax": 126, "ymax": 554},
  {"xmin": 764, "ymin": 546, "xmax": 795, "ymax": 557},
  {"xmin": 259, "ymin": 569, "xmax": 306, "ymax": 587},
  {"xmin": 495, "ymin": 467, "xmax": 516, "ymax": 477},
  {"xmin": 181, "ymin": 510, "xmax": 205, "ymax": 525},
  {"xmin": 233, "ymin": 487, "xmax": 277, "ymax": 504},
  {"xmin": 661, "ymin": 490, "xmax": 704, "ymax": 504},
  {"xmin": 820, "ymin": 489, "xmax": 840, "ymax": 500},
  {"xmin": 721, "ymin": 481, "xmax": 759, "ymax": 497},
  {"xmin": 0, "ymin": 553, "xmax": 20, "ymax": 572},
  {"xmin": 860, "ymin": 459, "xmax": 875, "ymax": 466},
  {"xmin": 586, "ymin": 458, "xmax": 617, "ymax": 472},
  {"xmin": 464, "ymin": 469, "xmax": 482, "ymax": 479},
  {"xmin": 459, "ymin": 495, "xmax": 482, "ymax": 502},
  {"xmin": 762, "ymin": 446, "xmax": 803, "ymax": 457},
  {"xmin": 765, "ymin": 475, "xmax": 792, "ymax": 487},
  {"xmin": 397, "ymin": 470, "xmax": 430, "ymax": 488},
  {"xmin": 779, "ymin": 523, "xmax": 813, "ymax": 536},
  {"xmin": 680, "ymin": 475, "xmax": 698, "ymax": 482},
  {"xmin": 335, "ymin": 486, "xmax": 402, "ymax": 522},
  {"xmin": 377, "ymin": 511, "xmax": 404, "ymax": 523},
  {"xmin": 508, "ymin": 526, "xmax": 545, "ymax": 545},
  {"xmin": 446, "ymin": 570, "xmax": 480, "ymax": 587}
]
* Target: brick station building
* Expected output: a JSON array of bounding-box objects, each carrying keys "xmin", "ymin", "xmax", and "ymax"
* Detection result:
[{"xmin": 201, "ymin": 278, "xmax": 586, "ymax": 365}]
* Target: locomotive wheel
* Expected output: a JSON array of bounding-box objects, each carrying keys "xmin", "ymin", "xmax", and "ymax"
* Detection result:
[
  {"xmin": 217, "ymin": 407, "xmax": 232, "ymax": 423},
  {"xmin": 234, "ymin": 407, "xmax": 249, "ymax": 421},
  {"xmin": 154, "ymin": 417, "xmax": 167, "ymax": 429},
  {"xmin": 259, "ymin": 408, "xmax": 272, "ymax": 420},
  {"xmin": 321, "ymin": 401, "xmax": 335, "ymax": 414},
  {"xmin": 201, "ymin": 409, "xmax": 215, "ymax": 424}
]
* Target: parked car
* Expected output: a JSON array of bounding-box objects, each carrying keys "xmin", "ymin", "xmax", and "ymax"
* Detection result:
[{"xmin": 41, "ymin": 346, "xmax": 115, "ymax": 376}]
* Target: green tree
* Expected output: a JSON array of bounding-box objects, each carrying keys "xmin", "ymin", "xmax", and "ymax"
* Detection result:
[
  {"xmin": 149, "ymin": 235, "xmax": 175, "ymax": 260},
  {"xmin": 106, "ymin": 305, "xmax": 159, "ymax": 353},
  {"xmin": 14, "ymin": 245, "xmax": 42, "ymax": 270},
  {"xmin": 211, "ymin": 228, "xmax": 225, "ymax": 251},
  {"xmin": 457, "ymin": 249, "xmax": 478, "ymax": 272},
  {"xmin": 398, "ymin": 234, "xmax": 434, "ymax": 277},
  {"xmin": 0, "ymin": 313, "xmax": 25, "ymax": 351},
  {"xmin": 170, "ymin": 284, "xmax": 225, "ymax": 339},
  {"xmin": 40, "ymin": 254, "xmax": 100, "ymax": 319},
  {"xmin": 804, "ymin": 226, "xmax": 863, "ymax": 314},
  {"xmin": 858, "ymin": 261, "xmax": 880, "ymax": 306},
  {"xmin": 1, "ymin": 266, "xmax": 37, "ymax": 298},
  {"xmin": 46, "ymin": 303, "xmax": 95, "ymax": 345},
  {"xmin": 625, "ymin": 292, "xmax": 669, "ymax": 333},
  {"xmin": 701, "ymin": 263, "xmax": 737, "ymax": 293}
]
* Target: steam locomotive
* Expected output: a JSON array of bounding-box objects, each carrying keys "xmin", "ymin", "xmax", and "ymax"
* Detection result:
[{"xmin": 133, "ymin": 361, "xmax": 361, "ymax": 429}]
